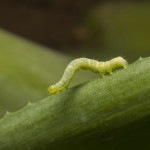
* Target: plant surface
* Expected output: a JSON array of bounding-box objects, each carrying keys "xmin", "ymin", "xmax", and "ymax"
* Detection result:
[{"xmin": 0, "ymin": 56, "xmax": 149, "ymax": 150}]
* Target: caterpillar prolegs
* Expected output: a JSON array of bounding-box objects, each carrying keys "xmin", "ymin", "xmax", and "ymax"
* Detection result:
[{"xmin": 48, "ymin": 57, "xmax": 128, "ymax": 93}]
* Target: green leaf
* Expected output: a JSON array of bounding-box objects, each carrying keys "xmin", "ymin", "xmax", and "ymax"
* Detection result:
[
  {"xmin": 0, "ymin": 29, "xmax": 98, "ymax": 116},
  {"xmin": 0, "ymin": 57, "xmax": 149, "ymax": 150}
]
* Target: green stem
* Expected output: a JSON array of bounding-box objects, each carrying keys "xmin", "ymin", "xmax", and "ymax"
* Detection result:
[{"xmin": 0, "ymin": 57, "xmax": 150, "ymax": 150}]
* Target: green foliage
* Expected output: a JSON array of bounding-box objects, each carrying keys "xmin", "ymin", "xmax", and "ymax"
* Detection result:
[
  {"xmin": 0, "ymin": 4, "xmax": 150, "ymax": 148},
  {"xmin": 0, "ymin": 56, "xmax": 149, "ymax": 150},
  {"xmin": 0, "ymin": 29, "xmax": 98, "ymax": 117}
]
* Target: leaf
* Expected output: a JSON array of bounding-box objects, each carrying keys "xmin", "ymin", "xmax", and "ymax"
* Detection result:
[
  {"xmin": 0, "ymin": 57, "xmax": 149, "ymax": 150},
  {"xmin": 0, "ymin": 29, "xmax": 98, "ymax": 116}
]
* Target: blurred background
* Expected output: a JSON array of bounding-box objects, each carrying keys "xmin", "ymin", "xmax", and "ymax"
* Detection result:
[
  {"xmin": 0, "ymin": 1, "xmax": 150, "ymax": 59},
  {"xmin": 0, "ymin": 1, "xmax": 150, "ymax": 116}
]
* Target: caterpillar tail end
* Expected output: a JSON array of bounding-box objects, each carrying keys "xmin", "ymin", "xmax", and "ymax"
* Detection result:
[
  {"xmin": 123, "ymin": 63, "xmax": 128, "ymax": 69},
  {"xmin": 122, "ymin": 59, "xmax": 128, "ymax": 70},
  {"xmin": 124, "ymin": 66, "xmax": 127, "ymax": 69}
]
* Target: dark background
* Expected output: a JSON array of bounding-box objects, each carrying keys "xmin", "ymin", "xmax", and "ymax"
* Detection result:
[
  {"xmin": 0, "ymin": 0, "xmax": 98, "ymax": 49},
  {"xmin": 0, "ymin": 1, "xmax": 150, "ymax": 58}
]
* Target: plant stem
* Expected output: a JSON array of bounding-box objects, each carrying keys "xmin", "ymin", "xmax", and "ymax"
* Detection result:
[{"xmin": 0, "ymin": 57, "xmax": 150, "ymax": 150}]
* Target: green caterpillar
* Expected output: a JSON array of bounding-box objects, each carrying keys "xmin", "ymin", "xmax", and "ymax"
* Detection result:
[{"xmin": 48, "ymin": 57, "xmax": 128, "ymax": 93}]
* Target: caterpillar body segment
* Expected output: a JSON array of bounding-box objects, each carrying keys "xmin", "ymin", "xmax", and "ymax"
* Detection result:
[{"xmin": 48, "ymin": 57, "xmax": 128, "ymax": 93}]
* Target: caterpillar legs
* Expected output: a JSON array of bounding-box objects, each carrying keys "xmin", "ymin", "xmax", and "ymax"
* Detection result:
[{"xmin": 48, "ymin": 57, "xmax": 128, "ymax": 94}]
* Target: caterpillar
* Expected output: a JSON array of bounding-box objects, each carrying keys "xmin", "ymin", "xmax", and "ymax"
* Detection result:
[{"xmin": 48, "ymin": 57, "xmax": 128, "ymax": 93}]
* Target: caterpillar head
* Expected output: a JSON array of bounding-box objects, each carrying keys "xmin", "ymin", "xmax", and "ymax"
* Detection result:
[{"xmin": 48, "ymin": 85, "xmax": 57, "ymax": 93}]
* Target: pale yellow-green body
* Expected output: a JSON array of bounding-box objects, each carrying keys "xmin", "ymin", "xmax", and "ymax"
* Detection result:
[{"xmin": 48, "ymin": 57, "xmax": 128, "ymax": 93}]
